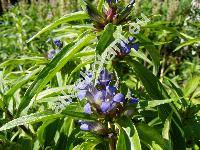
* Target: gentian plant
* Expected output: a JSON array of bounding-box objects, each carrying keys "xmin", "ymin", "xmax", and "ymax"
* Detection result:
[
  {"xmin": 0, "ymin": 0, "xmax": 198, "ymax": 150},
  {"xmin": 76, "ymin": 69, "xmax": 139, "ymax": 148}
]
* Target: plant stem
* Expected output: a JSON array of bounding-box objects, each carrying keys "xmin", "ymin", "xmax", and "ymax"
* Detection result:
[{"xmin": 109, "ymin": 138, "xmax": 115, "ymax": 150}]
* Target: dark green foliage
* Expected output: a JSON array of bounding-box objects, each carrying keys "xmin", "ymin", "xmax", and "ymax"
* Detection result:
[{"xmin": 0, "ymin": 0, "xmax": 199, "ymax": 150}]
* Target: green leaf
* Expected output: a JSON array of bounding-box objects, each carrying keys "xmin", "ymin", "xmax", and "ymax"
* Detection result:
[
  {"xmin": 60, "ymin": 117, "xmax": 74, "ymax": 137},
  {"xmin": 139, "ymin": 98, "xmax": 180, "ymax": 108},
  {"xmin": 36, "ymin": 86, "xmax": 67, "ymax": 100},
  {"xmin": 27, "ymin": 11, "xmax": 89, "ymax": 42},
  {"xmin": 116, "ymin": 116, "xmax": 141, "ymax": 150},
  {"xmin": 18, "ymin": 34, "xmax": 94, "ymax": 113},
  {"xmin": 61, "ymin": 109, "xmax": 97, "ymax": 121},
  {"xmin": 5, "ymin": 66, "xmax": 42, "ymax": 99},
  {"xmin": 67, "ymin": 59, "xmax": 94, "ymax": 82},
  {"xmin": 0, "ymin": 57, "xmax": 46, "ymax": 68},
  {"xmin": 136, "ymin": 124, "xmax": 167, "ymax": 150},
  {"xmin": 73, "ymin": 141, "xmax": 100, "ymax": 150},
  {"xmin": 96, "ymin": 23, "xmax": 115, "ymax": 55},
  {"xmin": 130, "ymin": 50, "xmax": 153, "ymax": 65},
  {"xmin": 162, "ymin": 112, "xmax": 173, "ymax": 140},
  {"xmin": 126, "ymin": 59, "xmax": 186, "ymax": 150},
  {"xmin": 37, "ymin": 119, "xmax": 56, "ymax": 145},
  {"xmin": 97, "ymin": 0, "xmax": 104, "ymax": 12},
  {"xmin": 183, "ymin": 76, "xmax": 200, "ymax": 97},
  {"xmin": 174, "ymin": 38, "xmax": 200, "ymax": 52},
  {"xmin": 0, "ymin": 111, "xmax": 62, "ymax": 131},
  {"xmin": 136, "ymin": 35, "xmax": 160, "ymax": 71},
  {"xmin": 126, "ymin": 58, "xmax": 168, "ymax": 99}
]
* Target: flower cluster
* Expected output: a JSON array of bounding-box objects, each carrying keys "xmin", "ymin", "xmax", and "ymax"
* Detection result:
[
  {"xmin": 47, "ymin": 39, "xmax": 63, "ymax": 59},
  {"xmin": 76, "ymin": 69, "xmax": 138, "ymax": 131}
]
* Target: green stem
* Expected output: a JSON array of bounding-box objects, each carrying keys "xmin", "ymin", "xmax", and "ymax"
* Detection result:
[{"xmin": 109, "ymin": 138, "xmax": 115, "ymax": 150}]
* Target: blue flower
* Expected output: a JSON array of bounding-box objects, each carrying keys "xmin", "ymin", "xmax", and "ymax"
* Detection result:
[
  {"xmin": 116, "ymin": 37, "xmax": 139, "ymax": 57},
  {"xmin": 119, "ymin": 40, "xmax": 131, "ymax": 55},
  {"xmin": 84, "ymin": 103, "xmax": 92, "ymax": 114},
  {"xmin": 101, "ymin": 101, "xmax": 111, "ymax": 112},
  {"xmin": 98, "ymin": 69, "xmax": 112, "ymax": 86},
  {"xmin": 54, "ymin": 39, "xmax": 63, "ymax": 48},
  {"xmin": 47, "ymin": 49, "xmax": 56, "ymax": 59},
  {"xmin": 80, "ymin": 123, "xmax": 90, "ymax": 131},
  {"xmin": 130, "ymin": 97, "xmax": 139, "ymax": 104},
  {"xmin": 113, "ymin": 93, "xmax": 125, "ymax": 102},
  {"xmin": 77, "ymin": 69, "xmax": 125, "ymax": 114},
  {"xmin": 47, "ymin": 49, "xmax": 60, "ymax": 59}
]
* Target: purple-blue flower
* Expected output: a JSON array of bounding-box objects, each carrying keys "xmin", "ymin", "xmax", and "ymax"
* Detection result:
[
  {"xmin": 98, "ymin": 69, "xmax": 112, "ymax": 86},
  {"xmin": 101, "ymin": 101, "xmax": 111, "ymax": 113},
  {"xmin": 47, "ymin": 49, "xmax": 60, "ymax": 59},
  {"xmin": 54, "ymin": 39, "xmax": 63, "ymax": 48},
  {"xmin": 80, "ymin": 123, "xmax": 90, "ymax": 131},
  {"xmin": 130, "ymin": 97, "xmax": 139, "ymax": 104},
  {"xmin": 113, "ymin": 93, "xmax": 125, "ymax": 102},
  {"xmin": 84, "ymin": 103, "xmax": 92, "ymax": 114},
  {"xmin": 116, "ymin": 37, "xmax": 139, "ymax": 57},
  {"xmin": 76, "ymin": 69, "xmax": 134, "ymax": 115}
]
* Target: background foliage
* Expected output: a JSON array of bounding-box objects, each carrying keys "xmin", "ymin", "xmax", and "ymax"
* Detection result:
[{"xmin": 0, "ymin": 0, "xmax": 199, "ymax": 149}]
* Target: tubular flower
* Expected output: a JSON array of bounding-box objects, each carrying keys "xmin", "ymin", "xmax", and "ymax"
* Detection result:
[
  {"xmin": 116, "ymin": 37, "xmax": 138, "ymax": 57},
  {"xmin": 98, "ymin": 69, "xmax": 112, "ymax": 86},
  {"xmin": 76, "ymin": 69, "xmax": 139, "ymax": 131},
  {"xmin": 76, "ymin": 69, "xmax": 125, "ymax": 114},
  {"xmin": 130, "ymin": 97, "xmax": 139, "ymax": 104},
  {"xmin": 47, "ymin": 49, "xmax": 60, "ymax": 59},
  {"xmin": 54, "ymin": 39, "xmax": 63, "ymax": 48}
]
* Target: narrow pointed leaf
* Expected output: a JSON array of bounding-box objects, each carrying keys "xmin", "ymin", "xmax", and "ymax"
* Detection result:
[
  {"xmin": 117, "ymin": 116, "xmax": 141, "ymax": 150},
  {"xmin": 27, "ymin": 11, "xmax": 89, "ymax": 42},
  {"xmin": 0, "ymin": 111, "xmax": 61, "ymax": 131},
  {"xmin": 18, "ymin": 34, "xmax": 94, "ymax": 113}
]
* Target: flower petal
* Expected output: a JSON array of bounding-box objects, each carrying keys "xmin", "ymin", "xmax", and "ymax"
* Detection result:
[
  {"xmin": 128, "ymin": 37, "xmax": 134, "ymax": 43},
  {"xmin": 106, "ymin": 86, "xmax": 116, "ymax": 98},
  {"xmin": 130, "ymin": 98, "xmax": 139, "ymax": 104},
  {"xmin": 80, "ymin": 123, "xmax": 90, "ymax": 131},
  {"xmin": 131, "ymin": 43, "xmax": 139, "ymax": 51},
  {"xmin": 54, "ymin": 39, "xmax": 63, "ymax": 48},
  {"xmin": 113, "ymin": 93, "xmax": 125, "ymax": 102},
  {"xmin": 98, "ymin": 69, "xmax": 112, "ymax": 86},
  {"xmin": 84, "ymin": 103, "xmax": 92, "ymax": 114},
  {"xmin": 101, "ymin": 102, "xmax": 111, "ymax": 113},
  {"xmin": 77, "ymin": 90, "xmax": 87, "ymax": 100}
]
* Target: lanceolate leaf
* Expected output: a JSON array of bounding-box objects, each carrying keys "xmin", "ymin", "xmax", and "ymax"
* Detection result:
[
  {"xmin": 162, "ymin": 112, "xmax": 173, "ymax": 140},
  {"xmin": 139, "ymin": 98, "xmax": 180, "ymax": 109},
  {"xmin": 73, "ymin": 141, "xmax": 100, "ymax": 150},
  {"xmin": 183, "ymin": 76, "xmax": 200, "ymax": 97},
  {"xmin": 61, "ymin": 110, "xmax": 97, "ymax": 121},
  {"xmin": 126, "ymin": 58, "xmax": 168, "ymax": 99},
  {"xmin": 136, "ymin": 35, "xmax": 160, "ymax": 72},
  {"xmin": 116, "ymin": 116, "xmax": 141, "ymax": 150},
  {"xmin": 126, "ymin": 59, "xmax": 186, "ymax": 150},
  {"xmin": 174, "ymin": 38, "xmax": 200, "ymax": 52},
  {"xmin": 0, "ymin": 57, "xmax": 47, "ymax": 68},
  {"xmin": 18, "ymin": 34, "xmax": 95, "ymax": 113},
  {"xmin": 27, "ymin": 11, "xmax": 89, "ymax": 43},
  {"xmin": 96, "ymin": 23, "xmax": 115, "ymax": 55},
  {"xmin": 97, "ymin": 0, "xmax": 104, "ymax": 12},
  {"xmin": 136, "ymin": 124, "xmax": 167, "ymax": 150},
  {"xmin": 5, "ymin": 66, "xmax": 43, "ymax": 99},
  {"xmin": 0, "ymin": 111, "xmax": 62, "ymax": 131}
]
